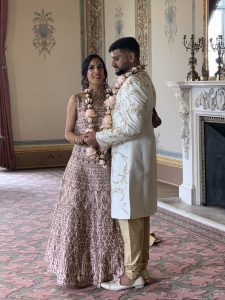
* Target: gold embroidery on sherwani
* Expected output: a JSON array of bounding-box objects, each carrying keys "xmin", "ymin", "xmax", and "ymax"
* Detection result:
[
  {"xmin": 112, "ymin": 152, "xmax": 128, "ymax": 185},
  {"xmin": 111, "ymin": 151, "xmax": 129, "ymax": 215},
  {"xmin": 112, "ymin": 187, "xmax": 128, "ymax": 215},
  {"xmin": 96, "ymin": 69, "xmax": 157, "ymax": 219},
  {"xmin": 128, "ymin": 103, "xmax": 144, "ymax": 116}
]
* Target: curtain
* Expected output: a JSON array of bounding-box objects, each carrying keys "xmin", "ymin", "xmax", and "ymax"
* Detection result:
[
  {"xmin": 209, "ymin": 0, "xmax": 221, "ymax": 19},
  {"xmin": 0, "ymin": 0, "xmax": 15, "ymax": 169}
]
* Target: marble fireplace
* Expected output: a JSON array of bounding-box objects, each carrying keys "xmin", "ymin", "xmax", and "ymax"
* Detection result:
[{"xmin": 167, "ymin": 81, "xmax": 225, "ymax": 207}]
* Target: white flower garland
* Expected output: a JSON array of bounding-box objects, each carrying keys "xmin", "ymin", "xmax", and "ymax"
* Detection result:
[{"xmin": 84, "ymin": 65, "xmax": 144, "ymax": 168}]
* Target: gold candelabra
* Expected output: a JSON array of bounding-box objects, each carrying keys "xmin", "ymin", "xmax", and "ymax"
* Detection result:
[
  {"xmin": 183, "ymin": 34, "xmax": 203, "ymax": 81},
  {"xmin": 210, "ymin": 35, "xmax": 225, "ymax": 80}
]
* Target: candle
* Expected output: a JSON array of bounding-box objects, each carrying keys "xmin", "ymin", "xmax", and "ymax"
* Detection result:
[{"xmin": 192, "ymin": 0, "xmax": 195, "ymax": 36}]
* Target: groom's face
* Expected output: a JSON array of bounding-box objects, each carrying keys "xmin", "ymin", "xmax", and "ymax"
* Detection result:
[{"xmin": 110, "ymin": 49, "xmax": 132, "ymax": 76}]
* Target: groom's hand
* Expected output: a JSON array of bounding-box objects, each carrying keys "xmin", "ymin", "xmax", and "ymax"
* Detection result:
[{"xmin": 83, "ymin": 132, "xmax": 98, "ymax": 148}]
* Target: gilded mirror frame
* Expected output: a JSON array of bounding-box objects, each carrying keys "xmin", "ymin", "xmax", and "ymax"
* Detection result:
[{"xmin": 203, "ymin": 0, "xmax": 209, "ymax": 77}]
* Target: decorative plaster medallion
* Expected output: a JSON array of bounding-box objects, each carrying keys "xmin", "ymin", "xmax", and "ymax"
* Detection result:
[
  {"xmin": 115, "ymin": 4, "xmax": 124, "ymax": 39},
  {"xmin": 175, "ymin": 89, "xmax": 190, "ymax": 160},
  {"xmin": 195, "ymin": 88, "xmax": 225, "ymax": 111},
  {"xmin": 164, "ymin": 0, "xmax": 177, "ymax": 45},
  {"xmin": 32, "ymin": 9, "xmax": 56, "ymax": 59}
]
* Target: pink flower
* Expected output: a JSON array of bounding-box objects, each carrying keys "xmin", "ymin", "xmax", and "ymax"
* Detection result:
[
  {"xmin": 105, "ymin": 96, "xmax": 116, "ymax": 107},
  {"xmin": 101, "ymin": 115, "xmax": 112, "ymax": 128},
  {"xmin": 85, "ymin": 128, "xmax": 94, "ymax": 133},
  {"xmin": 86, "ymin": 147, "xmax": 96, "ymax": 157},
  {"xmin": 117, "ymin": 75, "xmax": 126, "ymax": 84},
  {"xmin": 85, "ymin": 109, "xmax": 96, "ymax": 118}
]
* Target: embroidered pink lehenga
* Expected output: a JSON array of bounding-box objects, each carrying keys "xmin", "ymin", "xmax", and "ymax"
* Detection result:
[{"xmin": 45, "ymin": 93, "xmax": 124, "ymax": 287}]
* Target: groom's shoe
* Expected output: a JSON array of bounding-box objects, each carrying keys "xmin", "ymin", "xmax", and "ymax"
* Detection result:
[
  {"xmin": 101, "ymin": 276, "xmax": 144, "ymax": 291},
  {"xmin": 142, "ymin": 269, "xmax": 151, "ymax": 283}
]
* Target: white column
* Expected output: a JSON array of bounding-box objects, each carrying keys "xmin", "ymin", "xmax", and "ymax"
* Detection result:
[{"xmin": 167, "ymin": 82, "xmax": 196, "ymax": 205}]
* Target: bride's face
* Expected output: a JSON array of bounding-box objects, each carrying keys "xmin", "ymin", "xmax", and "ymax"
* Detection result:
[{"xmin": 87, "ymin": 59, "xmax": 106, "ymax": 89}]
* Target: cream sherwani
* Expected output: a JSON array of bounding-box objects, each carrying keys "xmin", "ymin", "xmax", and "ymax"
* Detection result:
[{"xmin": 96, "ymin": 69, "xmax": 157, "ymax": 220}]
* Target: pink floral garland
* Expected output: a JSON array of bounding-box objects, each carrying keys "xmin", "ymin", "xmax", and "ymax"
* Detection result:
[{"xmin": 84, "ymin": 65, "xmax": 144, "ymax": 168}]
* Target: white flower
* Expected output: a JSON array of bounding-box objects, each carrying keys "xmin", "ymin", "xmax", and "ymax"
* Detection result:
[{"xmin": 114, "ymin": 82, "xmax": 120, "ymax": 89}]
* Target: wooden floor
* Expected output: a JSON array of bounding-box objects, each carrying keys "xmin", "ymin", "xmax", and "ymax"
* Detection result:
[{"xmin": 157, "ymin": 181, "xmax": 179, "ymax": 199}]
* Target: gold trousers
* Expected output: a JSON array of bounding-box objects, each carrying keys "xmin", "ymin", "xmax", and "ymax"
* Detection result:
[{"xmin": 119, "ymin": 217, "xmax": 150, "ymax": 280}]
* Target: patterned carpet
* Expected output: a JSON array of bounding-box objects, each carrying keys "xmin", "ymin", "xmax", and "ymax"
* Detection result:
[{"xmin": 1, "ymin": 168, "xmax": 225, "ymax": 300}]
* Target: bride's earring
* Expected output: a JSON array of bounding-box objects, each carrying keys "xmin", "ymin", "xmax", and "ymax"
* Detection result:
[
  {"xmin": 83, "ymin": 78, "xmax": 89, "ymax": 89},
  {"xmin": 104, "ymin": 80, "xmax": 108, "ymax": 89},
  {"xmin": 85, "ymin": 79, "xmax": 89, "ymax": 89}
]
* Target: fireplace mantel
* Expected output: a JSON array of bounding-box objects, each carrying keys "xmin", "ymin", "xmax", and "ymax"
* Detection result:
[{"xmin": 167, "ymin": 81, "xmax": 225, "ymax": 205}]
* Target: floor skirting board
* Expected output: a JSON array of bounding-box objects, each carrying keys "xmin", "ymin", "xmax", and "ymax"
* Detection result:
[
  {"xmin": 14, "ymin": 144, "xmax": 73, "ymax": 169},
  {"xmin": 14, "ymin": 147, "xmax": 183, "ymax": 186},
  {"xmin": 157, "ymin": 155, "xmax": 182, "ymax": 186}
]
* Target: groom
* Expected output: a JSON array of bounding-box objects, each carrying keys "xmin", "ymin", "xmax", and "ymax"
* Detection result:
[{"xmin": 84, "ymin": 37, "xmax": 158, "ymax": 291}]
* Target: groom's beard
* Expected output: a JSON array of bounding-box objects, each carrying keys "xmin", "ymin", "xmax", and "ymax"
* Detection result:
[{"xmin": 115, "ymin": 66, "xmax": 130, "ymax": 76}]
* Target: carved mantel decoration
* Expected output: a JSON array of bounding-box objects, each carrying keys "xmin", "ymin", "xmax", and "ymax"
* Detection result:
[
  {"xmin": 174, "ymin": 89, "xmax": 190, "ymax": 160},
  {"xmin": 195, "ymin": 88, "xmax": 225, "ymax": 111}
]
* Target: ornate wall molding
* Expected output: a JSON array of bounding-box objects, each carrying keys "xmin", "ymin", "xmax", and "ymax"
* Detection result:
[
  {"xmin": 115, "ymin": 4, "xmax": 124, "ymax": 39},
  {"xmin": 164, "ymin": 0, "xmax": 177, "ymax": 45},
  {"xmin": 81, "ymin": 0, "xmax": 151, "ymax": 71},
  {"xmin": 195, "ymin": 88, "xmax": 225, "ymax": 111},
  {"xmin": 135, "ymin": 0, "xmax": 151, "ymax": 72},
  {"xmin": 174, "ymin": 89, "xmax": 190, "ymax": 160},
  {"xmin": 82, "ymin": 0, "xmax": 105, "ymax": 59}
]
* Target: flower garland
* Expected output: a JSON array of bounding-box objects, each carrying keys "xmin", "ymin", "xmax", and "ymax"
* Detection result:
[
  {"xmin": 83, "ymin": 87, "xmax": 112, "ymax": 168},
  {"xmin": 84, "ymin": 65, "xmax": 144, "ymax": 168}
]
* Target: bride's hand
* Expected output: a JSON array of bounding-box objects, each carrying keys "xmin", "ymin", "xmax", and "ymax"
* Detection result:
[{"xmin": 83, "ymin": 132, "xmax": 98, "ymax": 147}]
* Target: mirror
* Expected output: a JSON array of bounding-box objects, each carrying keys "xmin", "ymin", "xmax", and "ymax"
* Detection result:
[{"xmin": 203, "ymin": 0, "xmax": 225, "ymax": 78}]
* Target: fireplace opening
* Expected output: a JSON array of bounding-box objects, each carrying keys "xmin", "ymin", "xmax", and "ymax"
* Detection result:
[{"xmin": 201, "ymin": 117, "xmax": 225, "ymax": 208}]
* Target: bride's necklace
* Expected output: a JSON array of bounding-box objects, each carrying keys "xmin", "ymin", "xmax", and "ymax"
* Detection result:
[{"xmin": 84, "ymin": 65, "xmax": 144, "ymax": 168}]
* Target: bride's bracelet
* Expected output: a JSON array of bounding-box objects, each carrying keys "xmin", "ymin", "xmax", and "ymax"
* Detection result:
[{"xmin": 74, "ymin": 135, "xmax": 84, "ymax": 145}]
